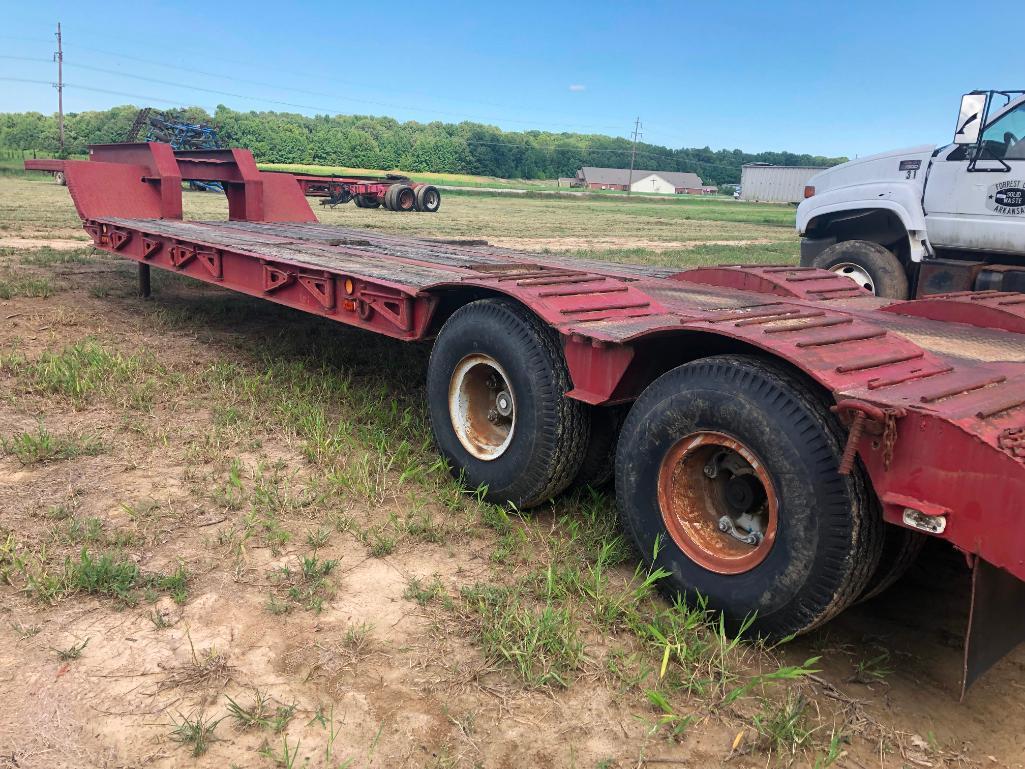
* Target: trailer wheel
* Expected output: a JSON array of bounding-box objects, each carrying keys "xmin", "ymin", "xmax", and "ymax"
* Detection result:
[
  {"xmin": 392, "ymin": 184, "xmax": 417, "ymax": 212},
  {"xmin": 416, "ymin": 185, "xmax": 441, "ymax": 213},
  {"xmin": 383, "ymin": 184, "xmax": 398, "ymax": 210},
  {"xmin": 571, "ymin": 404, "xmax": 626, "ymax": 490},
  {"xmin": 812, "ymin": 240, "xmax": 909, "ymax": 299},
  {"xmin": 427, "ymin": 298, "xmax": 589, "ymax": 508},
  {"xmin": 361, "ymin": 195, "xmax": 381, "ymax": 209},
  {"xmin": 857, "ymin": 524, "xmax": 925, "ymax": 602},
  {"xmin": 615, "ymin": 355, "xmax": 883, "ymax": 638}
]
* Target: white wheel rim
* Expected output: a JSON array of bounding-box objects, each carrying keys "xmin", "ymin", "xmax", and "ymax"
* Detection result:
[
  {"xmin": 830, "ymin": 262, "xmax": 875, "ymax": 294},
  {"xmin": 448, "ymin": 354, "xmax": 516, "ymax": 461}
]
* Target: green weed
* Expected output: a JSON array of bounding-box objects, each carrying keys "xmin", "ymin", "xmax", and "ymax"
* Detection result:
[
  {"xmin": 2, "ymin": 424, "xmax": 103, "ymax": 464},
  {"xmin": 460, "ymin": 583, "xmax": 583, "ymax": 688},
  {"xmin": 169, "ymin": 711, "xmax": 222, "ymax": 757},
  {"xmin": 53, "ymin": 636, "xmax": 90, "ymax": 661}
]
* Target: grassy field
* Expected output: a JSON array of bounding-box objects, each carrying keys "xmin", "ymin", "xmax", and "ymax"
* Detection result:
[{"xmin": 0, "ymin": 175, "xmax": 1013, "ymax": 769}]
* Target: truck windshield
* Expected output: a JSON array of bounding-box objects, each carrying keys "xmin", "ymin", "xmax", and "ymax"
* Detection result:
[{"xmin": 982, "ymin": 100, "xmax": 1025, "ymax": 160}]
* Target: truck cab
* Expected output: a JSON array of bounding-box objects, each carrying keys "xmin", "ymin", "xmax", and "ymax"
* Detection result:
[{"xmin": 798, "ymin": 90, "xmax": 1025, "ymax": 298}]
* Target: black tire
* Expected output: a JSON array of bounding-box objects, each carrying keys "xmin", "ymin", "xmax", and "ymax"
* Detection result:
[
  {"xmin": 812, "ymin": 240, "xmax": 909, "ymax": 299},
  {"xmin": 615, "ymin": 355, "xmax": 883, "ymax": 638},
  {"xmin": 384, "ymin": 184, "xmax": 399, "ymax": 211},
  {"xmin": 415, "ymin": 185, "xmax": 441, "ymax": 213},
  {"xmin": 392, "ymin": 184, "xmax": 417, "ymax": 212},
  {"xmin": 361, "ymin": 195, "xmax": 381, "ymax": 209},
  {"xmin": 354, "ymin": 194, "xmax": 367, "ymax": 208},
  {"xmin": 572, "ymin": 404, "xmax": 626, "ymax": 490},
  {"xmin": 427, "ymin": 298, "xmax": 589, "ymax": 508},
  {"xmin": 857, "ymin": 524, "xmax": 926, "ymax": 602}
]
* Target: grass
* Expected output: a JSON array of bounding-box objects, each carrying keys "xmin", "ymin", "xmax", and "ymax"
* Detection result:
[
  {"xmin": 6, "ymin": 542, "xmax": 191, "ymax": 607},
  {"xmin": 0, "ymin": 273, "xmax": 54, "ymax": 298},
  {"xmin": 18, "ymin": 246, "xmax": 95, "ymax": 265},
  {"xmin": 169, "ymin": 711, "xmax": 222, "ymax": 757},
  {"xmin": 2, "ymin": 424, "xmax": 104, "ymax": 464},
  {"xmin": 460, "ymin": 583, "xmax": 585, "ymax": 688},
  {"xmin": 53, "ymin": 636, "xmax": 90, "ymax": 661},
  {"xmin": 268, "ymin": 554, "xmax": 337, "ymax": 613},
  {"xmin": 1, "ymin": 339, "xmax": 160, "ymax": 408}
]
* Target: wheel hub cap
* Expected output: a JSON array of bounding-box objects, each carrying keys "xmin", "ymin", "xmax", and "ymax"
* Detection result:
[
  {"xmin": 657, "ymin": 432, "xmax": 778, "ymax": 574},
  {"xmin": 448, "ymin": 354, "xmax": 515, "ymax": 461},
  {"xmin": 830, "ymin": 262, "xmax": 875, "ymax": 294}
]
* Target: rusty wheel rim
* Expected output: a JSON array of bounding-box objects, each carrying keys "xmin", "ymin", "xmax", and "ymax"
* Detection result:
[
  {"xmin": 396, "ymin": 188, "xmax": 416, "ymax": 211},
  {"xmin": 448, "ymin": 353, "xmax": 516, "ymax": 461},
  {"xmin": 657, "ymin": 431, "xmax": 778, "ymax": 574}
]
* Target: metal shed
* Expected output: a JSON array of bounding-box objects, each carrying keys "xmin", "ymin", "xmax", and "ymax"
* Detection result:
[{"xmin": 739, "ymin": 164, "xmax": 828, "ymax": 203}]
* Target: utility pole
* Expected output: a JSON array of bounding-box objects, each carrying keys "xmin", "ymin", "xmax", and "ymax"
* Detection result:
[
  {"xmin": 626, "ymin": 116, "xmax": 642, "ymax": 195},
  {"xmin": 54, "ymin": 22, "xmax": 64, "ymax": 156}
]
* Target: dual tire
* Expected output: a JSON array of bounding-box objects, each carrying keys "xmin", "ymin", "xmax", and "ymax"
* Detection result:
[
  {"xmin": 385, "ymin": 183, "xmax": 417, "ymax": 212},
  {"xmin": 427, "ymin": 300, "xmax": 903, "ymax": 638}
]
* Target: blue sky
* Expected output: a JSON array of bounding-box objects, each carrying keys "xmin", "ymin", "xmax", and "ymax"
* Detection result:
[{"xmin": 1, "ymin": 0, "xmax": 1019, "ymax": 158}]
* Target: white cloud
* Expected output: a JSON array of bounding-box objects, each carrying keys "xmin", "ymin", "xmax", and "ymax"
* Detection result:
[{"xmin": 568, "ymin": 84, "xmax": 586, "ymax": 92}]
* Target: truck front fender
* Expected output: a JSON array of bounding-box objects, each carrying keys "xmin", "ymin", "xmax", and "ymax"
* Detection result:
[{"xmin": 797, "ymin": 182, "xmax": 931, "ymax": 261}]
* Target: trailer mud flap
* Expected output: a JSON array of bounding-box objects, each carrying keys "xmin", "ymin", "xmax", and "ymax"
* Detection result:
[{"xmin": 961, "ymin": 558, "xmax": 1025, "ymax": 699}]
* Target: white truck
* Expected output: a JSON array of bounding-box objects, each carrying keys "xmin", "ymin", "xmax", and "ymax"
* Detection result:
[{"xmin": 797, "ymin": 90, "xmax": 1025, "ymax": 298}]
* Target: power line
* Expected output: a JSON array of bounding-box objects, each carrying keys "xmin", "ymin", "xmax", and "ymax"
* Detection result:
[
  {"xmin": 0, "ymin": 77, "xmax": 191, "ymax": 106},
  {"xmin": 3, "ymin": 34, "xmax": 640, "ymax": 138},
  {"xmin": 62, "ymin": 41, "xmax": 628, "ymax": 133}
]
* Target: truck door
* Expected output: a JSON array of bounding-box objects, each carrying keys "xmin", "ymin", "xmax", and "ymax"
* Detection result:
[{"xmin": 923, "ymin": 98, "xmax": 1025, "ymax": 254}]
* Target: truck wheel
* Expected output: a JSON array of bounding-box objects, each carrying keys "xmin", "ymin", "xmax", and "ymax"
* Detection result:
[
  {"xmin": 812, "ymin": 240, "xmax": 909, "ymax": 299},
  {"xmin": 427, "ymin": 298, "xmax": 589, "ymax": 508},
  {"xmin": 384, "ymin": 184, "xmax": 400, "ymax": 210},
  {"xmin": 361, "ymin": 195, "xmax": 381, "ymax": 209},
  {"xmin": 615, "ymin": 355, "xmax": 883, "ymax": 638},
  {"xmin": 857, "ymin": 524, "xmax": 925, "ymax": 603},
  {"xmin": 415, "ymin": 185, "xmax": 441, "ymax": 213}
]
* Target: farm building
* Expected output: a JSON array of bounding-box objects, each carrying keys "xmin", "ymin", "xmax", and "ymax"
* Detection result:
[
  {"xmin": 574, "ymin": 166, "xmax": 711, "ymax": 194},
  {"xmin": 739, "ymin": 163, "xmax": 829, "ymax": 203}
]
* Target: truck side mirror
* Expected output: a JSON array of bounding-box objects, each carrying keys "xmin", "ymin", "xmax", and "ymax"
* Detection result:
[{"xmin": 954, "ymin": 93, "xmax": 987, "ymax": 145}]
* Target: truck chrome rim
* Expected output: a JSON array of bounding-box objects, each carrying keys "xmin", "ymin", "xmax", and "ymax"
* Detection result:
[
  {"xmin": 448, "ymin": 354, "xmax": 516, "ymax": 461},
  {"xmin": 830, "ymin": 262, "xmax": 875, "ymax": 293},
  {"xmin": 657, "ymin": 431, "xmax": 778, "ymax": 574}
]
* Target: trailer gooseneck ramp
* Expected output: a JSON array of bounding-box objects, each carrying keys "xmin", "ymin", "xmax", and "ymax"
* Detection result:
[{"xmin": 49, "ymin": 142, "xmax": 1025, "ymax": 696}]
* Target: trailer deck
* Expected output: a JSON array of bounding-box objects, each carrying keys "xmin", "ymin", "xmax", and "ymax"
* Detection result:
[{"xmin": 50, "ymin": 143, "xmax": 1025, "ymax": 693}]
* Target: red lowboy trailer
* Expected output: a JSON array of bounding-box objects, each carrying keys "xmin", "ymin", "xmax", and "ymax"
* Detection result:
[{"xmin": 45, "ymin": 142, "xmax": 1025, "ymax": 695}]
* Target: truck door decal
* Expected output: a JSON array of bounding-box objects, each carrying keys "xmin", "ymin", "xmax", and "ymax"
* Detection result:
[{"xmin": 987, "ymin": 180, "xmax": 1025, "ymax": 215}]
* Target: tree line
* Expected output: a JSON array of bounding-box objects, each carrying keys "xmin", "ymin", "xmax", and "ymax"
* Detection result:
[{"xmin": 0, "ymin": 104, "xmax": 846, "ymax": 185}]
